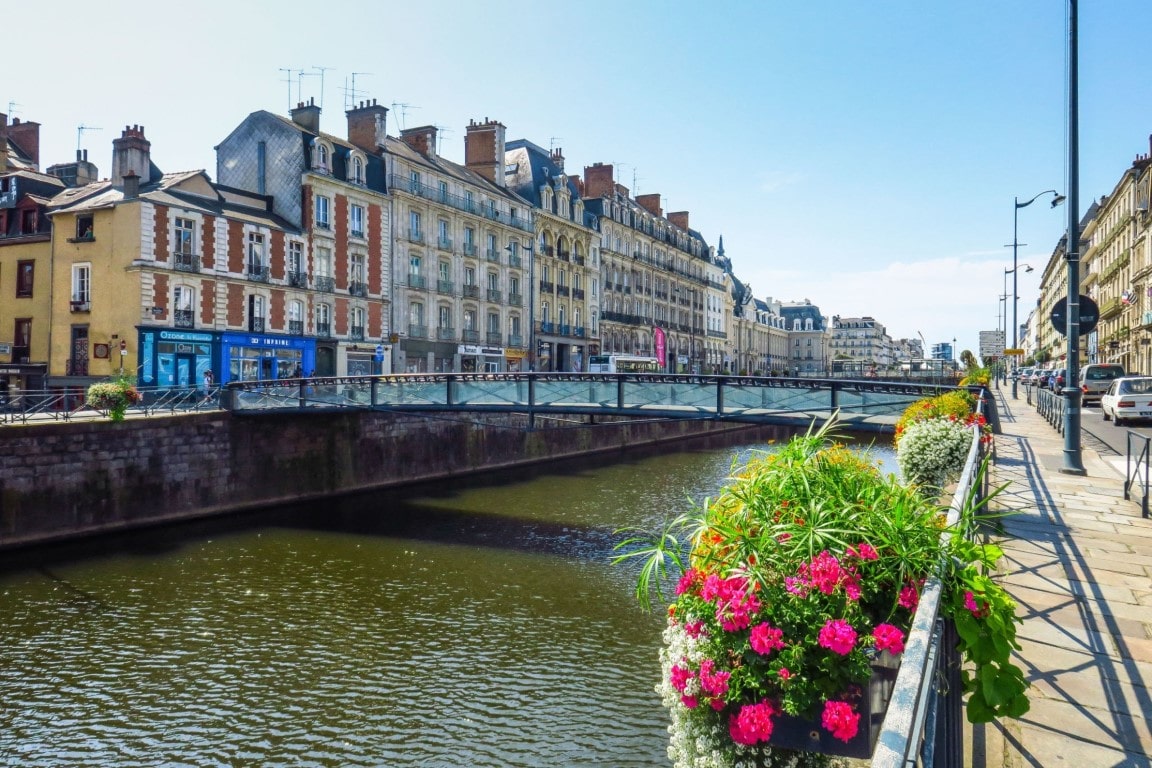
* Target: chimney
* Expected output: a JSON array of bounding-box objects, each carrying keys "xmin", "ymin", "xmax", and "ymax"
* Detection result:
[
  {"xmin": 583, "ymin": 163, "xmax": 615, "ymax": 199},
  {"xmin": 346, "ymin": 99, "xmax": 389, "ymax": 151},
  {"xmin": 112, "ymin": 125, "xmax": 151, "ymax": 189},
  {"xmin": 0, "ymin": 113, "xmax": 8, "ymax": 174},
  {"xmin": 550, "ymin": 147, "xmax": 565, "ymax": 173},
  {"xmin": 636, "ymin": 193, "xmax": 663, "ymax": 218},
  {"xmin": 399, "ymin": 125, "xmax": 438, "ymax": 157},
  {"xmin": 668, "ymin": 211, "xmax": 690, "ymax": 231},
  {"xmin": 571, "ymin": 175, "xmax": 584, "ymax": 197},
  {"xmin": 7, "ymin": 117, "xmax": 41, "ymax": 169},
  {"xmin": 123, "ymin": 170, "xmax": 140, "ymax": 199},
  {"xmin": 464, "ymin": 118, "xmax": 506, "ymax": 186},
  {"xmin": 290, "ymin": 98, "xmax": 321, "ymax": 134}
]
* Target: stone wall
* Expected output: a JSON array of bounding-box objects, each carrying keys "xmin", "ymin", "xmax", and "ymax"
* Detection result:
[{"xmin": 0, "ymin": 412, "xmax": 786, "ymax": 549}]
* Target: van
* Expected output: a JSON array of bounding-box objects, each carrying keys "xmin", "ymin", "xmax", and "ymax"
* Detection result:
[{"xmin": 1080, "ymin": 363, "xmax": 1126, "ymax": 405}]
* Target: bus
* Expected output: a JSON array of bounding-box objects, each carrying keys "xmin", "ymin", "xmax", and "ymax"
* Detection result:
[{"xmin": 587, "ymin": 354, "xmax": 661, "ymax": 374}]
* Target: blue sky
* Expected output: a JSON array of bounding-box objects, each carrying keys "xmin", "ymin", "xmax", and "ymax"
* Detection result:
[{"xmin": 7, "ymin": 0, "xmax": 1152, "ymax": 357}]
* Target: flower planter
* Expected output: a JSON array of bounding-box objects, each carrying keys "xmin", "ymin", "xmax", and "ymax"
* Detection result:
[{"xmin": 767, "ymin": 651, "xmax": 900, "ymax": 758}]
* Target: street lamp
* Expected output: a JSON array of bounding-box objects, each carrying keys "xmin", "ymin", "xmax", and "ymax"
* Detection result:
[
  {"xmin": 1061, "ymin": 0, "xmax": 1085, "ymax": 474},
  {"xmin": 1009, "ymin": 190, "xmax": 1064, "ymax": 398},
  {"xmin": 507, "ymin": 240, "xmax": 535, "ymax": 371}
]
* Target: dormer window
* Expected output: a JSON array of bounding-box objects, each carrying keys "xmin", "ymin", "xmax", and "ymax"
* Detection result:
[
  {"xmin": 352, "ymin": 156, "xmax": 364, "ymax": 185},
  {"xmin": 312, "ymin": 139, "xmax": 332, "ymax": 174}
]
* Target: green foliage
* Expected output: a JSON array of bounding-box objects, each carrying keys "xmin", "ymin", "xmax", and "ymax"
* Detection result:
[
  {"xmin": 897, "ymin": 417, "xmax": 975, "ymax": 493},
  {"xmin": 86, "ymin": 374, "xmax": 142, "ymax": 422}
]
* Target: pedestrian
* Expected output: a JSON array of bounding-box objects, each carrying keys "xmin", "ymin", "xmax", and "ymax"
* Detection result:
[{"xmin": 202, "ymin": 369, "xmax": 215, "ymax": 403}]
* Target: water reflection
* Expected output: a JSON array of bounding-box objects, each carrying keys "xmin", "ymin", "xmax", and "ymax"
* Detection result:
[{"xmin": 0, "ymin": 433, "xmax": 894, "ymax": 768}]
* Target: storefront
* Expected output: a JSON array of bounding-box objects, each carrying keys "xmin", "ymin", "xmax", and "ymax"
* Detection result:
[
  {"xmin": 139, "ymin": 329, "xmax": 215, "ymax": 390},
  {"xmin": 458, "ymin": 344, "xmax": 505, "ymax": 373},
  {"xmin": 221, "ymin": 332, "xmax": 315, "ymax": 383},
  {"xmin": 0, "ymin": 363, "xmax": 47, "ymax": 403}
]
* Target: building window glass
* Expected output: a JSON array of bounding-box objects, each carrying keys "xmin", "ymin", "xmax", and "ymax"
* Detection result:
[
  {"xmin": 350, "ymin": 204, "xmax": 365, "ymax": 237},
  {"xmin": 175, "ymin": 217, "xmax": 195, "ymax": 255},
  {"xmin": 16, "ymin": 260, "xmax": 34, "ymax": 297},
  {"xmin": 316, "ymin": 196, "xmax": 331, "ymax": 229},
  {"xmin": 71, "ymin": 264, "xmax": 91, "ymax": 304},
  {"xmin": 352, "ymin": 157, "xmax": 364, "ymax": 184}
]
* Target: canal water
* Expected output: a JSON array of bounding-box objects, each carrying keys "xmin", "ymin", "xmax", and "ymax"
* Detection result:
[{"xmin": 0, "ymin": 432, "xmax": 895, "ymax": 768}]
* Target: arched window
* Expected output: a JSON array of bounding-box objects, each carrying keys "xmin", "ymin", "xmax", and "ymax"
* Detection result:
[
  {"xmin": 314, "ymin": 141, "xmax": 330, "ymax": 173},
  {"xmin": 352, "ymin": 156, "xmax": 364, "ymax": 185},
  {"xmin": 558, "ymin": 305, "xmax": 566, "ymax": 328},
  {"xmin": 542, "ymin": 301, "xmax": 551, "ymax": 324}
]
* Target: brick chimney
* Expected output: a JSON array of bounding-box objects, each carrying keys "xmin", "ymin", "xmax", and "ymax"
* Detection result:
[
  {"xmin": 346, "ymin": 99, "xmax": 389, "ymax": 152},
  {"xmin": 0, "ymin": 113, "xmax": 8, "ymax": 174},
  {"xmin": 583, "ymin": 163, "xmax": 615, "ymax": 199},
  {"xmin": 400, "ymin": 125, "xmax": 438, "ymax": 157},
  {"xmin": 571, "ymin": 175, "xmax": 584, "ymax": 197},
  {"xmin": 550, "ymin": 147, "xmax": 565, "ymax": 173},
  {"xmin": 636, "ymin": 193, "xmax": 662, "ymax": 218},
  {"xmin": 123, "ymin": 169, "xmax": 140, "ymax": 199},
  {"xmin": 668, "ymin": 211, "xmax": 690, "ymax": 231},
  {"xmin": 112, "ymin": 125, "xmax": 151, "ymax": 189},
  {"xmin": 290, "ymin": 98, "xmax": 321, "ymax": 134},
  {"xmin": 464, "ymin": 118, "xmax": 506, "ymax": 186},
  {"xmin": 7, "ymin": 117, "xmax": 41, "ymax": 169}
]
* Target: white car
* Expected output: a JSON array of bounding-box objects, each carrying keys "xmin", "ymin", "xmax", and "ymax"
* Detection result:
[{"xmin": 1100, "ymin": 376, "xmax": 1152, "ymax": 426}]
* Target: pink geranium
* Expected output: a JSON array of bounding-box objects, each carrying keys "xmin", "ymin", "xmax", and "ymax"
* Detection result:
[
  {"xmin": 749, "ymin": 622, "xmax": 786, "ymax": 655},
  {"xmin": 817, "ymin": 619, "xmax": 857, "ymax": 655},
  {"xmin": 699, "ymin": 659, "xmax": 731, "ymax": 697},
  {"xmin": 898, "ymin": 584, "xmax": 920, "ymax": 611},
  {"xmin": 821, "ymin": 700, "xmax": 860, "ymax": 742},
  {"xmin": 873, "ymin": 623, "xmax": 906, "ymax": 655},
  {"xmin": 670, "ymin": 662, "xmax": 694, "ymax": 693},
  {"xmin": 729, "ymin": 701, "xmax": 777, "ymax": 745}
]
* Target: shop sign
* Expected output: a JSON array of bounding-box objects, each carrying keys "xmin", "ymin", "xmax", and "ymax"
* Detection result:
[
  {"xmin": 458, "ymin": 345, "xmax": 505, "ymax": 356},
  {"xmin": 159, "ymin": 330, "xmax": 214, "ymax": 343}
]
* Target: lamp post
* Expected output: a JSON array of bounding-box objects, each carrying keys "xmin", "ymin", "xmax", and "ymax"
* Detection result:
[
  {"xmin": 1061, "ymin": 0, "xmax": 1085, "ymax": 474},
  {"xmin": 507, "ymin": 240, "xmax": 535, "ymax": 371},
  {"xmin": 1009, "ymin": 192, "xmax": 1064, "ymax": 398}
]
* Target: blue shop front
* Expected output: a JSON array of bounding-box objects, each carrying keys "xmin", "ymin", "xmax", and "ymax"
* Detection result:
[{"xmin": 138, "ymin": 328, "xmax": 316, "ymax": 389}]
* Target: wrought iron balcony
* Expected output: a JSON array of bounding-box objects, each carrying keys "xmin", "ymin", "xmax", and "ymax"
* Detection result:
[
  {"xmin": 349, "ymin": 281, "xmax": 368, "ymax": 297},
  {"xmin": 574, "ymin": 327, "xmax": 586, "ymax": 338},
  {"xmin": 539, "ymin": 281, "xmax": 554, "ymax": 294},
  {"xmin": 508, "ymin": 293, "xmax": 523, "ymax": 306},
  {"xmin": 249, "ymin": 317, "xmax": 266, "ymax": 333},
  {"xmin": 174, "ymin": 309, "xmax": 194, "ymax": 328},
  {"xmin": 350, "ymin": 228, "xmax": 365, "ymax": 239},
  {"xmin": 437, "ymin": 279, "xmax": 455, "ymax": 295},
  {"xmin": 409, "ymin": 324, "xmax": 429, "ymax": 339},
  {"xmin": 486, "ymin": 248, "xmax": 501, "ymax": 263},
  {"xmin": 407, "ymin": 229, "xmax": 424, "ymax": 244},
  {"xmin": 437, "ymin": 237, "xmax": 453, "ymax": 251},
  {"xmin": 173, "ymin": 251, "xmax": 200, "ymax": 273},
  {"xmin": 463, "ymin": 284, "xmax": 480, "ymax": 299},
  {"xmin": 556, "ymin": 285, "xmax": 570, "ymax": 297},
  {"xmin": 463, "ymin": 243, "xmax": 478, "ymax": 257},
  {"xmin": 540, "ymin": 321, "xmax": 555, "ymax": 334},
  {"xmin": 316, "ymin": 322, "xmax": 332, "ymax": 338},
  {"xmin": 486, "ymin": 332, "xmax": 502, "ymax": 346},
  {"xmin": 289, "ymin": 320, "xmax": 304, "ymax": 336},
  {"xmin": 408, "ymin": 274, "xmax": 427, "ymax": 289},
  {"xmin": 559, "ymin": 324, "xmax": 571, "ymax": 336},
  {"xmin": 437, "ymin": 326, "xmax": 456, "ymax": 341},
  {"xmin": 350, "ymin": 326, "xmax": 365, "ymax": 341},
  {"xmin": 247, "ymin": 263, "xmax": 270, "ymax": 283},
  {"xmin": 509, "ymin": 334, "xmax": 524, "ymax": 347},
  {"xmin": 572, "ymin": 288, "xmax": 585, "ymax": 300},
  {"xmin": 314, "ymin": 275, "xmax": 335, "ymax": 292},
  {"xmin": 287, "ymin": 270, "xmax": 308, "ymax": 288},
  {"xmin": 508, "ymin": 254, "xmax": 522, "ymax": 269},
  {"xmin": 487, "ymin": 289, "xmax": 502, "ymax": 303},
  {"xmin": 463, "ymin": 329, "xmax": 480, "ymax": 343},
  {"xmin": 69, "ymin": 300, "xmax": 91, "ymax": 313}
]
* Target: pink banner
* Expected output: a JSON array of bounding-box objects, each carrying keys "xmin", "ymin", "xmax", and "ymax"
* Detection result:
[{"xmin": 653, "ymin": 326, "xmax": 666, "ymax": 367}]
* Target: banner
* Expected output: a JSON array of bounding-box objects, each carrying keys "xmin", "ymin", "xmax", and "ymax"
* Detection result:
[{"xmin": 653, "ymin": 326, "xmax": 666, "ymax": 367}]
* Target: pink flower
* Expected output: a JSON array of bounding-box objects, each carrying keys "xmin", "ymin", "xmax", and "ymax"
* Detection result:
[
  {"xmin": 898, "ymin": 584, "xmax": 920, "ymax": 611},
  {"xmin": 684, "ymin": 620, "xmax": 706, "ymax": 639},
  {"xmin": 964, "ymin": 590, "xmax": 989, "ymax": 618},
  {"xmin": 710, "ymin": 697, "xmax": 726, "ymax": 711},
  {"xmin": 681, "ymin": 694, "xmax": 699, "ymax": 709},
  {"xmin": 700, "ymin": 573, "xmax": 724, "ymax": 601},
  {"xmin": 847, "ymin": 542, "xmax": 879, "ymax": 560},
  {"xmin": 750, "ymin": 622, "xmax": 786, "ymax": 655},
  {"xmin": 822, "ymin": 700, "xmax": 860, "ymax": 742},
  {"xmin": 699, "ymin": 659, "xmax": 731, "ymax": 697},
  {"xmin": 784, "ymin": 575, "xmax": 809, "ymax": 597},
  {"xmin": 806, "ymin": 551, "xmax": 843, "ymax": 595},
  {"xmin": 675, "ymin": 568, "xmax": 700, "ymax": 596},
  {"xmin": 817, "ymin": 619, "xmax": 857, "ymax": 655},
  {"xmin": 669, "ymin": 663, "xmax": 694, "ymax": 693},
  {"xmin": 713, "ymin": 576, "xmax": 761, "ymax": 632},
  {"xmin": 729, "ymin": 701, "xmax": 777, "ymax": 745},
  {"xmin": 777, "ymin": 667, "xmax": 792, "ymax": 681},
  {"xmin": 873, "ymin": 623, "xmax": 906, "ymax": 655}
]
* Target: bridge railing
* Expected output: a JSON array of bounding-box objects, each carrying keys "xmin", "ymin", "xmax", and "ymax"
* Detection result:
[{"xmin": 223, "ymin": 372, "xmax": 971, "ymax": 430}]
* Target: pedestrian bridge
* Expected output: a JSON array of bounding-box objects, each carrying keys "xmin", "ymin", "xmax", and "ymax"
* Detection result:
[{"xmin": 224, "ymin": 373, "xmax": 975, "ymax": 433}]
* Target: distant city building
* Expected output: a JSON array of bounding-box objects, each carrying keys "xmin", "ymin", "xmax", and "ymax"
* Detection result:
[
  {"xmin": 779, "ymin": 300, "xmax": 829, "ymax": 375},
  {"xmin": 930, "ymin": 342, "xmax": 954, "ymax": 361},
  {"xmin": 829, "ymin": 315, "xmax": 894, "ymax": 371}
]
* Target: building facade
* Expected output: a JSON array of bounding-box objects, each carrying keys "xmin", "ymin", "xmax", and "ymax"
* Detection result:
[{"xmin": 779, "ymin": 300, "xmax": 829, "ymax": 376}]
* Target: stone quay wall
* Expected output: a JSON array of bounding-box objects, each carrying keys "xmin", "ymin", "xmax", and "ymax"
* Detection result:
[{"xmin": 0, "ymin": 411, "xmax": 788, "ymax": 550}]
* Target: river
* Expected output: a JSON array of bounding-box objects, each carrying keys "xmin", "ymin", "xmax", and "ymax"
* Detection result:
[{"xmin": 0, "ymin": 432, "xmax": 895, "ymax": 768}]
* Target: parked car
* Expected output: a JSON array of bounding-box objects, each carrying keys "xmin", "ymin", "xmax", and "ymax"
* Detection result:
[
  {"xmin": 1080, "ymin": 363, "xmax": 1126, "ymax": 405},
  {"xmin": 1030, "ymin": 368, "xmax": 1050, "ymax": 387},
  {"xmin": 1048, "ymin": 368, "xmax": 1067, "ymax": 391},
  {"xmin": 1018, "ymin": 367, "xmax": 1034, "ymax": 386},
  {"xmin": 1100, "ymin": 376, "xmax": 1152, "ymax": 426}
]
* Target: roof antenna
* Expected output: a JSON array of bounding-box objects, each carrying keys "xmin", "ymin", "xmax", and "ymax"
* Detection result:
[
  {"xmin": 6, "ymin": 101, "xmax": 21, "ymax": 118},
  {"xmin": 391, "ymin": 103, "xmax": 418, "ymax": 131},
  {"xmin": 343, "ymin": 72, "xmax": 373, "ymax": 111},
  {"xmin": 277, "ymin": 68, "xmax": 296, "ymax": 111},
  {"xmin": 549, "ymin": 136, "xmax": 562, "ymax": 153},
  {"xmin": 313, "ymin": 65, "xmax": 333, "ymax": 111},
  {"xmin": 77, "ymin": 124, "xmax": 102, "ymax": 154}
]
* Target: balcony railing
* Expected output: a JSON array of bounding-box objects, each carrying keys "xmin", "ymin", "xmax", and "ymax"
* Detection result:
[
  {"xmin": 539, "ymin": 281, "xmax": 554, "ymax": 294},
  {"xmin": 463, "ymin": 285, "xmax": 480, "ymax": 299},
  {"xmin": 69, "ymin": 300, "xmax": 91, "ymax": 313},
  {"xmin": 289, "ymin": 320, "xmax": 304, "ymax": 336},
  {"xmin": 351, "ymin": 228, "xmax": 365, "ymax": 239},
  {"xmin": 408, "ymin": 274, "xmax": 427, "ymax": 289},
  {"xmin": 349, "ymin": 281, "xmax": 368, "ymax": 297},
  {"xmin": 508, "ymin": 254, "xmax": 522, "ymax": 269},
  {"xmin": 249, "ymin": 317, "xmax": 266, "ymax": 333},
  {"xmin": 572, "ymin": 254, "xmax": 585, "ymax": 266},
  {"xmin": 437, "ymin": 237, "xmax": 453, "ymax": 251},
  {"xmin": 557, "ymin": 250, "xmax": 570, "ymax": 262},
  {"xmin": 559, "ymin": 324, "xmax": 571, "ymax": 336},
  {"xmin": 573, "ymin": 288, "xmax": 585, "ymax": 300},
  {"xmin": 463, "ymin": 243, "xmax": 478, "ymax": 257},
  {"xmin": 316, "ymin": 322, "xmax": 332, "ymax": 338},
  {"xmin": 508, "ymin": 293, "xmax": 523, "ymax": 306},
  {"xmin": 173, "ymin": 251, "xmax": 200, "ymax": 273},
  {"xmin": 487, "ymin": 289, "xmax": 502, "ymax": 303},
  {"xmin": 407, "ymin": 229, "xmax": 424, "ymax": 244},
  {"xmin": 574, "ymin": 327, "xmax": 586, "ymax": 338},
  {"xmin": 174, "ymin": 309, "xmax": 194, "ymax": 328},
  {"xmin": 486, "ymin": 248, "xmax": 501, "ymax": 263},
  {"xmin": 486, "ymin": 332, "xmax": 502, "ymax": 346},
  {"xmin": 350, "ymin": 326, "xmax": 365, "ymax": 341},
  {"xmin": 315, "ymin": 275, "xmax": 335, "ymax": 292},
  {"xmin": 509, "ymin": 334, "xmax": 524, "ymax": 347},
  {"xmin": 437, "ymin": 279, "xmax": 455, "ymax": 295},
  {"xmin": 462, "ymin": 329, "xmax": 480, "ymax": 343},
  {"xmin": 287, "ymin": 270, "xmax": 307, "ymax": 288},
  {"xmin": 556, "ymin": 285, "xmax": 570, "ymax": 297},
  {"xmin": 409, "ymin": 324, "xmax": 429, "ymax": 339},
  {"xmin": 540, "ymin": 321, "xmax": 555, "ymax": 334},
  {"xmin": 389, "ymin": 174, "xmax": 534, "ymax": 231},
  {"xmin": 437, "ymin": 326, "xmax": 456, "ymax": 341},
  {"xmin": 247, "ymin": 263, "xmax": 270, "ymax": 283}
]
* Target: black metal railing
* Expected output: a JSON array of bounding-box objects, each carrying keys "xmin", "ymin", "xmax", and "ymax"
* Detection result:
[
  {"xmin": 173, "ymin": 251, "xmax": 200, "ymax": 273},
  {"xmin": 1125, "ymin": 430, "xmax": 1151, "ymax": 518}
]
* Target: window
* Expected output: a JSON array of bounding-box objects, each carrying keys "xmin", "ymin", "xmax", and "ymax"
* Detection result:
[
  {"xmin": 16, "ymin": 260, "xmax": 33, "ymax": 297},
  {"xmin": 13, "ymin": 318, "xmax": 31, "ymax": 361},
  {"xmin": 350, "ymin": 204, "xmax": 365, "ymax": 237},
  {"xmin": 350, "ymin": 253, "xmax": 366, "ymax": 295},
  {"xmin": 288, "ymin": 300, "xmax": 304, "ymax": 335},
  {"xmin": 352, "ymin": 157, "xmax": 364, "ymax": 185},
  {"xmin": 75, "ymin": 215, "xmax": 94, "ymax": 240},
  {"xmin": 315, "ymin": 195, "xmax": 331, "ymax": 229},
  {"xmin": 487, "ymin": 232, "xmax": 497, "ymax": 258},
  {"xmin": 464, "ymin": 266, "xmax": 476, "ymax": 286},
  {"xmin": 174, "ymin": 285, "xmax": 194, "ymax": 328},
  {"xmin": 510, "ymin": 315, "xmax": 521, "ymax": 336},
  {"xmin": 314, "ymin": 246, "xmax": 333, "ymax": 291},
  {"xmin": 21, "ymin": 209, "xmax": 36, "ymax": 234},
  {"xmin": 351, "ymin": 306, "xmax": 365, "ymax": 340},
  {"xmin": 175, "ymin": 217, "xmax": 195, "ymax": 255},
  {"xmin": 248, "ymin": 295, "xmax": 266, "ymax": 332},
  {"xmin": 71, "ymin": 264, "xmax": 91, "ymax": 304},
  {"xmin": 247, "ymin": 233, "xmax": 267, "ymax": 280},
  {"xmin": 409, "ymin": 170, "xmax": 420, "ymax": 191},
  {"xmin": 316, "ymin": 302, "xmax": 332, "ymax": 336},
  {"xmin": 438, "ymin": 180, "xmax": 448, "ymax": 201},
  {"xmin": 288, "ymin": 241, "xmax": 304, "ymax": 286},
  {"xmin": 438, "ymin": 305, "xmax": 452, "ymax": 329},
  {"xmin": 410, "ymin": 301, "xmax": 425, "ymax": 326},
  {"xmin": 464, "ymin": 226, "xmax": 476, "ymax": 254},
  {"xmin": 487, "ymin": 271, "xmax": 499, "ymax": 291},
  {"xmin": 464, "ymin": 190, "xmax": 474, "ymax": 210},
  {"xmin": 438, "ymin": 219, "xmax": 451, "ymax": 249},
  {"xmin": 463, "ymin": 309, "xmax": 477, "ymax": 331},
  {"xmin": 409, "ymin": 210, "xmax": 422, "ymax": 240},
  {"xmin": 488, "ymin": 312, "xmax": 500, "ymax": 334},
  {"xmin": 510, "ymin": 275, "xmax": 521, "ymax": 298},
  {"xmin": 410, "ymin": 254, "xmax": 422, "ymax": 278},
  {"xmin": 542, "ymin": 302, "xmax": 551, "ymax": 324}
]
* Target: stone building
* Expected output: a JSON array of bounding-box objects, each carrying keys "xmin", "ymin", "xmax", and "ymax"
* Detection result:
[{"xmin": 779, "ymin": 300, "xmax": 829, "ymax": 376}]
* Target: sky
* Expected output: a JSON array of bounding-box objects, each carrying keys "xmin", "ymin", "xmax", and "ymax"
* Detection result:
[{"xmin": 6, "ymin": 0, "xmax": 1152, "ymax": 359}]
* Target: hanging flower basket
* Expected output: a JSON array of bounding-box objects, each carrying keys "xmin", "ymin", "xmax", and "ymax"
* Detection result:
[{"xmin": 86, "ymin": 376, "xmax": 142, "ymax": 422}]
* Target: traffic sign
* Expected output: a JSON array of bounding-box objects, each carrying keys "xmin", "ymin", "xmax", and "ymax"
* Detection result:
[
  {"xmin": 1049, "ymin": 295, "xmax": 1100, "ymax": 337},
  {"xmin": 1003, "ymin": 348, "xmax": 1025, "ymax": 356}
]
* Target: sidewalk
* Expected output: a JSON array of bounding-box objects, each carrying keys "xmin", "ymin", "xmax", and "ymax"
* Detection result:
[{"xmin": 971, "ymin": 389, "xmax": 1152, "ymax": 767}]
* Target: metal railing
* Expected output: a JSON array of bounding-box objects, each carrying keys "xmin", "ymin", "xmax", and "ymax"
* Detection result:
[
  {"xmin": 0, "ymin": 385, "xmax": 223, "ymax": 424},
  {"xmin": 1034, "ymin": 386, "xmax": 1065, "ymax": 433},
  {"xmin": 1125, "ymin": 430, "xmax": 1151, "ymax": 518},
  {"xmin": 871, "ymin": 421, "xmax": 986, "ymax": 767}
]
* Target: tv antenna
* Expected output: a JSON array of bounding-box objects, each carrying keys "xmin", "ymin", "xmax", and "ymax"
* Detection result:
[
  {"xmin": 277, "ymin": 68, "xmax": 297, "ymax": 110},
  {"xmin": 433, "ymin": 124, "xmax": 452, "ymax": 154},
  {"xmin": 312, "ymin": 65, "xmax": 333, "ymax": 110},
  {"xmin": 549, "ymin": 136, "xmax": 562, "ymax": 152},
  {"xmin": 6, "ymin": 101, "xmax": 21, "ymax": 118},
  {"xmin": 343, "ymin": 72, "xmax": 373, "ymax": 110},
  {"xmin": 297, "ymin": 70, "xmax": 318, "ymax": 104},
  {"xmin": 391, "ymin": 102, "xmax": 418, "ymax": 131},
  {"xmin": 77, "ymin": 124, "xmax": 102, "ymax": 153}
]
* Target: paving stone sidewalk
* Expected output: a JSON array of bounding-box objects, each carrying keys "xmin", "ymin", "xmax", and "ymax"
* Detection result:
[{"xmin": 970, "ymin": 389, "xmax": 1152, "ymax": 767}]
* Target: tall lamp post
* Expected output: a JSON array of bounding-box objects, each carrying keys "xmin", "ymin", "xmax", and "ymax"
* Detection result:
[
  {"xmin": 508, "ymin": 240, "xmax": 535, "ymax": 371},
  {"xmin": 1009, "ymin": 191, "xmax": 1064, "ymax": 398},
  {"xmin": 1061, "ymin": 0, "xmax": 1085, "ymax": 474}
]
